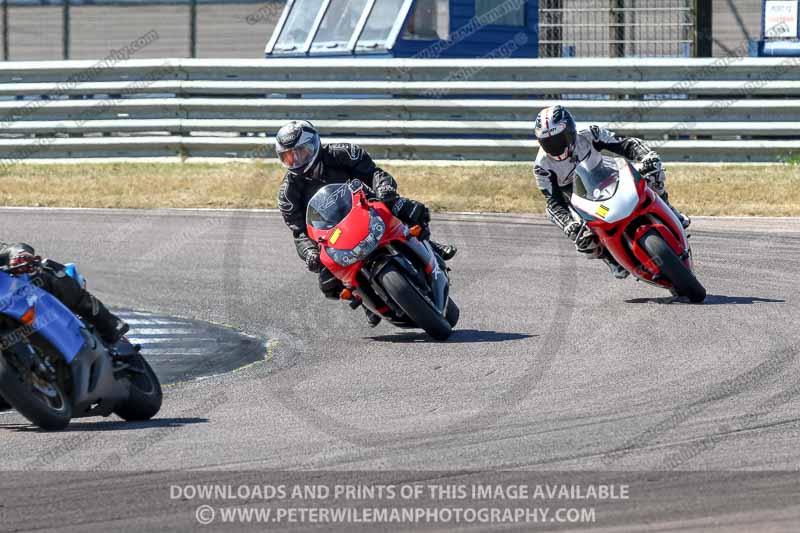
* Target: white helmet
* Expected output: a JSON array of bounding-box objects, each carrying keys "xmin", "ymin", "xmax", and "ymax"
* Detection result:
[{"xmin": 534, "ymin": 105, "xmax": 577, "ymax": 161}]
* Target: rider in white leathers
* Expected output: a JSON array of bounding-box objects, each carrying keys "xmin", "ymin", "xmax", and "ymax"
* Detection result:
[{"xmin": 533, "ymin": 105, "xmax": 690, "ymax": 279}]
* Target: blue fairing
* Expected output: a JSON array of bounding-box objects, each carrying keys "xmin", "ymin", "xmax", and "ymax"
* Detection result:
[{"xmin": 0, "ymin": 272, "xmax": 86, "ymax": 363}]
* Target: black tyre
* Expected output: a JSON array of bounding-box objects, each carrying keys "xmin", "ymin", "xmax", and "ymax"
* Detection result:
[
  {"xmin": 113, "ymin": 354, "xmax": 162, "ymax": 422},
  {"xmin": 445, "ymin": 298, "xmax": 460, "ymax": 328},
  {"xmin": 0, "ymin": 350, "xmax": 71, "ymax": 431},
  {"xmin": 379, "ymin": 265, "xmax": 453, "ymax": 340},
  {"xmin": 0, "ymin": 393, "xmax": 11, "ymax": 411},
  {"xmin": 640, "ymin": 230, "xmax": 706, "ymax": 303}
]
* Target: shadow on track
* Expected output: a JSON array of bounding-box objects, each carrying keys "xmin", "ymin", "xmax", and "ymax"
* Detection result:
[
  {"xmin": 0, "ymin": 417, "xmax": 207, "ymax": 433},
  {"xmin": 368, "ymin": 329, "xmax": 537, "ymax": 344},
  {"xmin": 625, "ymin": 294, "xmax": 785, "ymax": 305}
]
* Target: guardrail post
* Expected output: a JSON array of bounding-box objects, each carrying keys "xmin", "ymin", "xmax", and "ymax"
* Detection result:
[
  {"xmin": 189, "ymin": 0, "xmax": 197, "ymax": 58},
  {"xmin": 62, "ymin": 0, "xmax": 70, "ymax": 60},
  {"xmin": 694, "ymin": 0, "xmax": 712, "ymax": 57},
  {"xmin": 2, "ymin": 0, "xmax": 8, "ymax": 61},
  {"xmin": 610, "ymin": 0, "xmax": 625, "ymax": 57}
]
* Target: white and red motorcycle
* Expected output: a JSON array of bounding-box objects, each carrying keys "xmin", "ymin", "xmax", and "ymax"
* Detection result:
[{"xmin": 570, "ymin": 155, "xmax": 706, "ymax": 303}]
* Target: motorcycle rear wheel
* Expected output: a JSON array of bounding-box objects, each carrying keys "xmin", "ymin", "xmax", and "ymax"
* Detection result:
[
  {"xmin": 113, "ymin": 353, "xmax": 163, "ymax": 422},
  {"xmin": 640, "ymin": 230, "xmax": 706, "ymax": 303},
  {"xmin": 379, "ymin": 265, "xmax": 453, "ymax": 340},
  {"xmin": 0, "ymin": 344, "xmax": 72, "ymax": 431}
]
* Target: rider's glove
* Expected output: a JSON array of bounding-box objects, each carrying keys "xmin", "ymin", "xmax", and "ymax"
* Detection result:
[
  {"xmin": 574, "ymin": 227, "xmax": 602, "ymax": 258},
  {"xmin": 639, "ymin": 151, "xmax": 662, "ymax": 176},
  {"xmin": 639, "ymin": 152, "xmax": 666, "ymax": 194},
  {"xmin": 392, "ymin": 197, "xmax": 430, "ymax": 227},
  {"xmin": 304, "ymin": 251, "xmax": 322, "ymax": 273},
  {"xmin": 374, "ymin": 182, "xmax": 398, "ymax": 204},
  {"xmin": 563, "ymin": 220, "xmax": 582, "ymax": 241}
]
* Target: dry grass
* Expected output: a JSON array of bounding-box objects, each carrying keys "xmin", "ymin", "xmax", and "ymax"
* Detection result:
[{"xmin": 0, "ymin": 162, "xmax": 798, "ymax": 216}]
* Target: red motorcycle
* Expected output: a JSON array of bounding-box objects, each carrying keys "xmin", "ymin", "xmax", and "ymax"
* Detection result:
[
  {"xmin": 305, "ymin": 180, "xmax": 459, "ymax": 340},
  {"xmin": 570, "ymin": 156, "xmax": 706, "ymax": 302}
]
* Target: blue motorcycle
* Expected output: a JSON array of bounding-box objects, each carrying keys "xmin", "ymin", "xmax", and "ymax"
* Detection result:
[{"xmin": 0, "ymin": 264, "xmax": 162, "ymax": 430}]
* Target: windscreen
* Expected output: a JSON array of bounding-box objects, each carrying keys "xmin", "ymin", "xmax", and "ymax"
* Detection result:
[
  {"xmin": 306, "ymin": 184, "xmax": 354, "ymax": 230},
  {"xmin": 574, "ymin": 156, "xmax": 621, "ymax": 202}
]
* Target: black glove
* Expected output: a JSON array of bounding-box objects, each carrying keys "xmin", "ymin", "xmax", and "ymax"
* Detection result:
[
  {"xmin": 304, "ymin": 251, "xmax": 322, "ymax": 273},
  {"xmin": 392, "ymin": 197, "xmax": 430, "ymax": 227},
  {"xmin": 374, "ymin": 182, "xmax": 398, "ymax": 204}
]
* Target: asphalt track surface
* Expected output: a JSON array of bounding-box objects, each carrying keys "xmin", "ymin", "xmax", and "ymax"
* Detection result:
[{"xmin": 0, "ymin": 208, "xmax": 799, "ymax": 532}]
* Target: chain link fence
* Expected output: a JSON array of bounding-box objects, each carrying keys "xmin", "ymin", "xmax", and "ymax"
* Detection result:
[
  {"xmin": 0, "ymin": 0, "xmax": 287, "ymax": 60},
  {"xmin": 0, "ymin": 0, "xmax": 765, "ymax": 60},
  {"xmin": 539, "ymin": 0, "xmax": 695, "ymax": 57}
]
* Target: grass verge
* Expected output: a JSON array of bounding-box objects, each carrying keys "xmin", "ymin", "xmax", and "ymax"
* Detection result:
[{"xmin": 0, "ymin": 162, "xmax": 798, "ymax": 216}]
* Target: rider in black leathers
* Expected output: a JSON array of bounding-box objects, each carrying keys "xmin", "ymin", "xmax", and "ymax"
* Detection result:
[{"xmin": 276, "ymin": 121, "xmax": 456, "ymax": 326}]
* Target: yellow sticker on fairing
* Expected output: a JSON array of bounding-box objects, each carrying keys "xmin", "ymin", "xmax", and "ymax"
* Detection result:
[
  {"xmin": 596, "ymin": 205, "xmax": 610, "ymax": 218},
  {"xmin": 329, "ymin": 228, "xmax": 342, "ymax": 244}
]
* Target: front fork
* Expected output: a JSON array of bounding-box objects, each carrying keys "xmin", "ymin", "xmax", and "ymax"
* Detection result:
[
  {"xmin": 4, "ymin": 339, "xmax": 56, "ymax": 383},
  {"xmin": 394, "ymin": 239, "xmax": 449, "ymax": 312},
  {"xmin": 357, "ymin": 239, "xmax": 449, "ymax": 318}
]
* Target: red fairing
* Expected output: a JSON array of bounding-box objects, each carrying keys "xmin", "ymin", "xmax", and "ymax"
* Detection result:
[
  {"xmin": 307, "ymin": 189, "xmax": 407, "ymax": 288},
  {"xmin": 372, "ymin": 200, "xmax": 408, "ymax": 243},
  {"xmin": 327, "ymin": 205, "xmax": 370, "ymax": 250},
  {"xmin": 587, "ymin": 170, "xmax": 692, "ymax": 286}
]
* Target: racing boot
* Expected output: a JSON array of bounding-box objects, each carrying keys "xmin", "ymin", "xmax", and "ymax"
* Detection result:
[
  {"xmin": 660, "ymin": 192, "xmax": 691, "ymax": 229},
  {"xmin": 603, "ymin": 256, "xmax": 629, "ymax": 280},
  {"xmin": 364, "ymin": 307, "xmax": 382, "ymax": 328},
  {"xmin": 430, "ymin": 241, "xmax": 458, "ymax": 261},
  {"xmin": 95, "ymin": 314, "xmax": 130, "ymax": 345},
  {"xmin": 348, "ymin": 296, "xmax": 382, "ymax": 327}
]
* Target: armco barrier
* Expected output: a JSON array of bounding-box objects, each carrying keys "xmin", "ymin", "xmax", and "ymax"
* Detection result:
[{"xmin": 0, "ymin": 57, "xmax": 798, "ymax": 163}]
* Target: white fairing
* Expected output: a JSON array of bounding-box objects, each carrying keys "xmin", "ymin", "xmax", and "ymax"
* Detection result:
[{"xmin": 571, "ymin": 158, "xmax": 639, "ymax": 224}]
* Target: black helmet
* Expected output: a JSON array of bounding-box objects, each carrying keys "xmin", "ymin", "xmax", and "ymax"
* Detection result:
[
  {"xmin": 275, "ymin": 120, "xmax": 321, "ymax": 174},
  {"xmin": 534, "ymin": 105, "xmax": 577, "ymax": 161}
]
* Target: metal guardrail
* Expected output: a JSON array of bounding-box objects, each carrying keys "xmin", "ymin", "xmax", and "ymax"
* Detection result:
[{"xmin": 0, "ymin": 58, "xmax": 798, "ymax": 164}]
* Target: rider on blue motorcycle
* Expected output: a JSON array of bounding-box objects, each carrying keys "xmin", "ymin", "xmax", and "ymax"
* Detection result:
[{"xmin": 0, "ymin": 243, "xmax": 129, "ymax": 345}]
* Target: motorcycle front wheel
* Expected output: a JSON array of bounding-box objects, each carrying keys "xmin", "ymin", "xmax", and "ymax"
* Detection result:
[
  {"xmin": 640, "ymin": 230, "xmax": 706, "ymax": 303},
  {"xmin": 0, "ymin": 342, "xmax": 72, "ymax": 431},
  {"xmin": 379, "ymin": 265, "xmax": 453, "ymax": 340}
]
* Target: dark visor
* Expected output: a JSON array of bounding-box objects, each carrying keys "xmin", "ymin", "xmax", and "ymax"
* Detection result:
[{"xmin": 538, "ymin": 129, "xmax": 572, "ymax": 157}]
